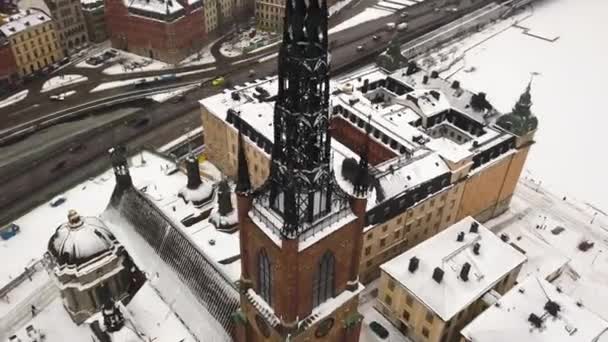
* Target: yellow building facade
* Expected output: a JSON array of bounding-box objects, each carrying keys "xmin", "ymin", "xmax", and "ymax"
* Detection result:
[
  {"xmin": 377, "ymin": 217, "xmax": 525, "ymax": 342},
  {"xmin": 1, "ymin": 10, "xmax": 63, "ymax": 77}
]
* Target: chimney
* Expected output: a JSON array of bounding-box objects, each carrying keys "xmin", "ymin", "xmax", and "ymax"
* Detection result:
[
  {"xmin": 109, "ymin": 146, "xmax": 132, "ymax": 189},
  {"xmin": 362, "ymin": 79, "xmax": 369, "ymax": 93},
  {"xmin": 528, "ymin": 313, "xmax": 542, "ymax": 329},
  {"xmin": 422, "ymin": 75, "xmax": 428, "ymax": 84},
  {"xmin": 432, "ymin": 267, "xmax": 444, "ymax": 284},
  {"xmin": 469, "ymin": 221, "xmax": 479, "ymax": 233},
  {"xmin": 473, "ymin": 242, "xmax": 481, "ymax": 255},
  {"xmin": 408, "ymin": 256, "xmax": 419, "ymax": 273},
  {"xmin": 451, "ymin": 80, "xmax": 460, "ymax": 89},
  {"xmin": 460, "ymin": 262, "xmax": 471, "ymax": 281},
  {"xmin": 457, "ymin": 231, "xmax": 464, "ymax": 242},
  {"xmin": 544, "ymin": 300, "xmax": 560, "ymax": 317},
  {"xmin": 429, "ymin": 90, "xmax": 440, "ymax": 100},
  {"xmin": 430, "ymin": 70, "xmax": 439, "ymax": 79},
  {"xmin": 185, "ymin": 155, "xmax": 202, "ymax": 190}
]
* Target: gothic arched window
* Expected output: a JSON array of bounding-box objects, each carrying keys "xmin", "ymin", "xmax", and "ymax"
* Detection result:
[
  {"xmin": 313, "ymin": 251, "xmax": 335, "ymax": 307},
  {"xmin": 258, "ymin": 249, "xmax": 272, "ymax": 305}
]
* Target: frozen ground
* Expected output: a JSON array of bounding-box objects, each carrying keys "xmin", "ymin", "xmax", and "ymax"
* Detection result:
[
  {"xmin": 427, "ymin": 0, "xmax": 608, "ymax": 211},
  {"xmin": 103, "ymin": 50, "xmax": 169, "ymax": 75},
  {"xmin": 328, "ymin": 0, "xmax": 356, "ymax": 16},
  {"xmin": 0, "ymin": 90, "xmax": 28, "ymax": 109},
  {"xmin": 147, "ymin": 84, "xmax": 198, "ymax": 103},
  {"xmin": 41, "ymin": 74, "xmax": 87, "ymax": 93},
  {"xmin": 329, "ymin": 7, "xmax": 393, "ymax": 34},
  {"xmin": 179, "ymin": 39, "xmax": 218, "ymax": 66}
]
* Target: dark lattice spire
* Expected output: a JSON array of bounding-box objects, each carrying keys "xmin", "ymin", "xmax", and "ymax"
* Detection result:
[
  {"xmin": 354, "ymin": 117, "xmax": 371, "ymax": 197},
  {"xmin": 235, "ymin": 119, "xmax": 252, "ymax": 194},
  {"xmin": 496, "ymin": 77, "xmax": 538, "ymax": 136},
  {"xmin": 513, "ymin": 79, "xmax": 533, "ymax": 117},
  {"xmin": 185, "ymin": 154, "xmax": 202, "ymax": 190},
  {"xmin": 268, "ymin": 0, "xmax": 333, "ymax": 237},
  {"xmin": 100, "ymin": 285, "xmax": 124, "ymax": 333}
]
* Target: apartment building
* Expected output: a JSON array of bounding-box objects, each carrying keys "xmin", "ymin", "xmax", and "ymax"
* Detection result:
[
  {"xmin": 254, "ymin": 0, "xmax": 337, "ymax": 32},
  {"xmin": 200, "ymin": 60, "xmax": 538, "ymax": 284},
  {"xmin": 377, "ymin": 216, "xmax": 525, "ymax": 342},
  {"xmin": 0, "ymin": 9, "xmax": 63, "ymax": 77}
]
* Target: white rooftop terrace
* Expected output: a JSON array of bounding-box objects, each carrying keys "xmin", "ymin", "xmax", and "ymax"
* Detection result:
[
  {"xmin": 460, "ymin": 276, "xmax": 608, "ymax": 342},
  {"xmin": 381, "ymin": 216, "xmax": 526, "ymax": 321},
  {"xmin": 126, "ymin": 0, "xmax": 184, "ymax": 15}
]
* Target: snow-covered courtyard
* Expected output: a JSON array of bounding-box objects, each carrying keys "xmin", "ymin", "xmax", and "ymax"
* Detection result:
[
  {"xmin": 220, "ymin": 28, "xmax": 280, "ymax": 57},
  {"xmin": 41, "ymin": 74, "xmax": 88, "ymax": 93},
  {"xmin": 102, "ymin": 50, "xmax": 170, "ymax": 75}
]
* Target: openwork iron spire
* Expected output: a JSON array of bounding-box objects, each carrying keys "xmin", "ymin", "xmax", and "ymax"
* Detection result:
[{"xmin": 268, "ymin": 0, "xmax": 333, "ymax": 236}]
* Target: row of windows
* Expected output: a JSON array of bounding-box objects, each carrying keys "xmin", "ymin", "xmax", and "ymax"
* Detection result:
[{"xmin": 257, "ymin": 249, "xmax": 336, "ymax": 308}]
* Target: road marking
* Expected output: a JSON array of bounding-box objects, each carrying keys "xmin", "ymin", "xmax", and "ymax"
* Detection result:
[{"xmin": 8, "ymin": 104, "xmax": 39, "ymax": 118}]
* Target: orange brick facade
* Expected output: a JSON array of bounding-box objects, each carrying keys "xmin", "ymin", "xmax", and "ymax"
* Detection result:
[
  {"xmin": 330, "ymin": 117, "xmax": 398, "ymax": 165},
  {"xmin": 104, "ymin": 0, "xmax": 206, "ymax": 63}
]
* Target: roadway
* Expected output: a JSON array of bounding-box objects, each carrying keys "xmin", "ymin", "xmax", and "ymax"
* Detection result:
[{"xmin": 0, "ymin": 0, "xmax": 497, "ymax": 223}]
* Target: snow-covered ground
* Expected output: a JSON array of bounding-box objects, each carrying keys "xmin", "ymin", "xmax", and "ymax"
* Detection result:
[
  {"xmin": 0, "ymin": 90, "xmax": 28, "ymax": 109},
  {"xmin": 147, "ymin": 84, "xmax": 197, "ymax": 103},
  {"xmin": 220, "ymin": 29, "xmax": 280, "ymax": 57},
  {"xmin": 103, "ymin": 50, "xmax": 169, "ymax": 75},
  {"xmin": 329, "ymin": 7, "xmax": 393, "ymax": 34},
  {"xmin": 41, "ymin": 74, "xmax": 88, "ymax": 93},
  {"xmin": 179, "ymin": 39, "xmax": 218, "ymax": 66},
  {"xmin": 328, "ymin": 0, "xmax": 356, "ymax": 16},
  {"xmin": 0, "ymin": 269, "xmax": 49, "ymax": 317},
  {"xmin": 90, "ymin": 77, "xmax": 151, "ymax": 92},
  {"xmin": 423, "ymin": 0, "xmax": 608, "ymax": 211}
]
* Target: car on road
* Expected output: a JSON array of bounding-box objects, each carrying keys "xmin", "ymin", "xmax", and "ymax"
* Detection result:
[
  {"xmin": 49, "ymin": 94, "xmax": 65, "ymax": 101},
  {"xmin": 212, "ymin": 77, "xmax": 225, "ymax": 87},
  {"xmin": 0, "ymin": 223, "xmax": 20, "ymax": 240},
  {"xmin": 369, "ymin": 321, "xmax": 389, "ymax": 339},
  {"xmin": 357, "ymin": 45, "xmax": 364, "ymax": 52},
  {"xmin": 400, "ymin": 10, "xmax": 409, "ymax": 18},
  {"xmin": 50, "ymin": 195, "xmax": 66, "ymax": 207},
  {"xmin": 397, "ymin": 22, "xmax": 408, "ymax": 31},
  {"xmin": 385, "ymin": 22, "xmax": 396, "ymax": 31},
  {"xmin": 248, "ymin": 69, "xmax": 256, "ymax": 78},
  {"xmin": 372, "ymin": 35, "xmax": 380, "ymax": 41}
]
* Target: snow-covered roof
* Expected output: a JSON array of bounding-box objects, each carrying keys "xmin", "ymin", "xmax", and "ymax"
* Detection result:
[
  {"xmin": 125, "ymin": 0, "xmax": 184, "ymax": 16},
  {"xmin": 87, "ymin": 282, "xmax": 196, "ymax": 342},
  {"xmin": 426, "ymin": 137, "xmax": 473, "ymax": 163},
  {"xmin": 461, "ymin": 276, "xmax": 608, "ymax": 342},
  {"xmin": 0, "ymin": 10, "xmax": 51, "ymax": 37},
  {"xmin": 374, "ymin": 152, "xmax": 450, "ymax": 200},
  {"xmin": 381, "ymin": 216, "xmax": 526, "ymax": 321}
]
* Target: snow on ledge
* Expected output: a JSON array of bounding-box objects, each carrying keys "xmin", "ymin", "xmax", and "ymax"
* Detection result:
[
  {"xmin": 0, "ymin": 89, "xmax": 28, "ymax": 108},
  {"xmin": 298, "ymin": 212, "xmax": 358, "ymax": 252}
]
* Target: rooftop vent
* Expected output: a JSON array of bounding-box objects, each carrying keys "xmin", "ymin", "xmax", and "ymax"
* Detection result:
[
  {"xmin": 432, "ymin": 267, "xmax": 444, "ymax": 284},
  {"xmin": 518, "ymin": 288, "xmax": 525, "ymax": 294},
  {"xmin": 429, "ymin": 90, "xmax": 440, "ymax": 100},
  {"xmin": 473, "ymin": 242, "xmax": 481, "ymax": 255},
  {"xmin": 528, "ymin": 313, "xmax": 543, "ymax": 329},
  {"xmin": 408, "ymin": 256, "xmax": 419, "ymax": 273},
  {"xmin": 544, "ymin": 300, "xmax": 561, "ymax": 317},
  {"xmin": 457, "ymin": 231, "xmax": 465, "ymax": 242},
  {"xmin": 231, "ymin": 92, "xmax": 240, "ymax": 101},
  {"xmin": 470, "ymin": 221, "xmax": 479, "ymax": 233},
  {"xmin": 578, "ymin": 240, "xmax": 594, "ymax": 252},
  {"xmin": 430, "ymin": 70, "xmax": 439, "ymax": 79},
  {"xmin": 24, "ymin": 21, "xmax": 30, "ymax": 26},
  {"xmin": 460, "ymin": 262, "xmax": 471, "ymax": 282},
  {"xmin": 500, "ymin": 233, "xmax": 509, "ymax": 242},
  {"xmin": 362, "ymin": 79, "xmax": 369, "ymax": 93},
  {"xmin": 348, "ymin": 97, "xmax": 359, "ymax": 106},
  {"xmin": 8, "ymin": 27, "xmax": 15, "ymax": 32},
  {"xmin": 422, "ymin": 75, "xmax": 428, "ymax": 84},
  {"xmin": 451, "ymin": 80, "xmax": 460, "ymax": 89}
]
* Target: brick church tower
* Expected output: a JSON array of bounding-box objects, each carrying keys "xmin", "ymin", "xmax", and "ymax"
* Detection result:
[{"xmin": 233, "ymin": 0, "xmax": 368, "ymax": 340}]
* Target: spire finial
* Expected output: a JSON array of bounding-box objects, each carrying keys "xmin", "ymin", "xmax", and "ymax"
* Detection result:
[{"xmin": 235, "ymin": 113, "xmax": 252, "ymax": 194}]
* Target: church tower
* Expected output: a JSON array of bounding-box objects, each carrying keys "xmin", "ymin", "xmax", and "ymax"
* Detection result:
[{"xmin": 234, "ymin": 0, "xmax": 367, "ymax": 340}]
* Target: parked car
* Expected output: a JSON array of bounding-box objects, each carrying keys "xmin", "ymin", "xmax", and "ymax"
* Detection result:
[
  {"xmin": 50, "ymin": 195, "xmax": 66, "ymax": 207},
  {"xmin": 0, "ymin": 223, "xmax": 20, "ymax": 240},
  {"xmin": 369, "ymin": 321, "xmax": 389, "ymax": 339}
]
